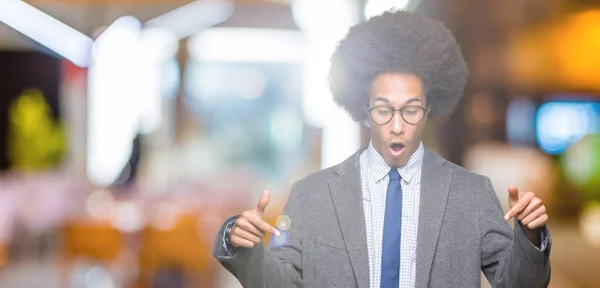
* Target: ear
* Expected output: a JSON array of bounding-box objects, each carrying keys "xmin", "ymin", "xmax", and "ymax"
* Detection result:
[
  {"xmin": 363, "ymin": 117, "xmax": 371, "ymax": 128},
  {"xmin": 363, "ymin": 104, "xmax": 372, "ymax": 128}
]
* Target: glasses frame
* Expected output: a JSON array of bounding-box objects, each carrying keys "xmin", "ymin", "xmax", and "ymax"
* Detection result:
[{"xmin": 367, "ymin": 105, "xmax": 428, "ymax": 125}]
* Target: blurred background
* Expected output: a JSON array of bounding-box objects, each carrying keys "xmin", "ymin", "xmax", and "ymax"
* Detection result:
[{"xmin": 0, "ymin": 0, "xmax": 599, "ymax": 287}]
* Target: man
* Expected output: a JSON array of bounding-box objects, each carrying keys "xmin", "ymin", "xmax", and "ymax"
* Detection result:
[{"xmin": 213, "ymin": 10, "xmax": 551, "ymax": 288}]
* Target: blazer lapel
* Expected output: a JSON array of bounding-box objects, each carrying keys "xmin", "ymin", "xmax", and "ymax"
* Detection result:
[
  {"xmin": 415, "ymin": 149, "xmax": 453, "ymax": 288},
  {"xmin": 328, "ymin": 150, "xmax": 370, "ymax": 288}
]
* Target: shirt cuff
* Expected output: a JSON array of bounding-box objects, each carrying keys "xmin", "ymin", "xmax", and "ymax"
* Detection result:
[
  {"xmin": 535, "ymin": 225, "xmax": 550, "ymax": 251},
  {"xmin": 222, "ymin": 219, "xmax": 238, "ymax": 256}
]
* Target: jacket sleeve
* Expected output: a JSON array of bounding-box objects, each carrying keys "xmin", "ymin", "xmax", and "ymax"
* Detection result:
[
  {"xmin": 213, "ymin": 182, "xmax": 305, "ymax": 287},
  {"xmin": 479, "ymin": 177, "xmax": 551, "ymax": 288}
]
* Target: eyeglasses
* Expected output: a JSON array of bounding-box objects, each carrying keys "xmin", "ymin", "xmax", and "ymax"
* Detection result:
[{"xmin": 367, "ymin": 105, "xmax": 427, "ymax": 125}]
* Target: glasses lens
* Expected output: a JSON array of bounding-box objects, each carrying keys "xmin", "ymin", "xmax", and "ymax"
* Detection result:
[
  {"xmin": 370, "ymin": 106, "xmax": 393, "ymax": 124},
  {"xmin": 402, "ymin": 106, "xmax": 425, "ymax": 124}
]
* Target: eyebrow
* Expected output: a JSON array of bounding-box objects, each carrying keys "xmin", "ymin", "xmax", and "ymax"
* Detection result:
[{"xmin": 372, "ymin": 97, "xmax": 423, "ymax": 105}]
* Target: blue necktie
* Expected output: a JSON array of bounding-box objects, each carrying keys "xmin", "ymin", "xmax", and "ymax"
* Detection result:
[{"xmin": 381, "ymin": 168, "xmax": 402, "ymax": 288}]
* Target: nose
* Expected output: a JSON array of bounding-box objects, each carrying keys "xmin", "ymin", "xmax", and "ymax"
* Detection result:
[{"xmin": 390, "ymin": 111, "xmax": 405, "ymax": 135}]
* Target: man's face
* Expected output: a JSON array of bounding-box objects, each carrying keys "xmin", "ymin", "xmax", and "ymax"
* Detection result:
[{"xmin": 368, "ymin": 73, "xmax": 429, "ymax": 167}]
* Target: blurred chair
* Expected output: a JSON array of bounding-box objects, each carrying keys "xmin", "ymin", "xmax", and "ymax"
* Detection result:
[
  {"xmin": 60, "ymin": 221, "xmax": 125, "ymax": 287},
  {"xmin": 137, "ymin": 214, "xmax": 211, "ymax": 288},
  {"xmin": 62, "ymin": 221, "xmax": 124, "ymax": 262},
  {"xmin": 0, "ymin": 243, "xmax": 6, "ymax": 268}
]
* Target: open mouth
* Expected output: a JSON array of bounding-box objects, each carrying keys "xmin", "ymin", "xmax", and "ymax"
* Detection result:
[{"xmin": 388, "ymin": 143, "xmax": 406, "ymax": 157}]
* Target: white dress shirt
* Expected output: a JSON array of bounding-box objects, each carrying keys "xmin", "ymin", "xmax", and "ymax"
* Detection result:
[{"xmin": 360, "ymin": 141, "xmax": 425, "ymax": 288}]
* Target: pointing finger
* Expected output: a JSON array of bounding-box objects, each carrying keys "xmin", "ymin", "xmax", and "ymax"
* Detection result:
[
  {"xmin": 505, "ymin": 191, "xmax": 534, "ymax": 221},
  {"xmin": 508, "ymin": 185, "xmax": 520, "ymax": 207},
  {"xmin": 255, "ymin": 190, "xmax": 270, "ymax": 218}
]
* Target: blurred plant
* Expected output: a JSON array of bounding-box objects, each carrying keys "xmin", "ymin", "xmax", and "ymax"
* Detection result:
[
  {"xmin": 560, "ymin": 133, "xmax": 600, "ymax": 201},
  {"xmin": 579, "ymin": 201, "xmax": 600, "ymax": 248},
  {"xmin": 7, "ymin": 88, "xmax": 66, "ymax": 171}
]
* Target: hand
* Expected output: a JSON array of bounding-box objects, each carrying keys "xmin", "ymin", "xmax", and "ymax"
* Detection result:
[
  {"xmin": 504, "ymin": 185, "xmax": 548, "ymax": 246},
  {"xmin": 230, "ymin": 190, "xmax": 281, "ymax": 249}
]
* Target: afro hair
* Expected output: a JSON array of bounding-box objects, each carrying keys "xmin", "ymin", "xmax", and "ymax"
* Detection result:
[{"xmin": 328, "ymin": 10, "xmax": 469, "ymax": 122}]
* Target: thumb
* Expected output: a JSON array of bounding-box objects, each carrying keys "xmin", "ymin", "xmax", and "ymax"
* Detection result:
[
  {"xmin": 507, "ymin": 185, "xmax": 520, "ymax": 208},
  {"xmin": 255, "ymin": 190, "xmax": 270, "ymax": 218}
]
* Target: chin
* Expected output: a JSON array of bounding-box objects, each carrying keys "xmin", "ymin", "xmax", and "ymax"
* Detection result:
[{"xmin": 385, "ymin": 156, "xmax": 408, "ymax": 168}]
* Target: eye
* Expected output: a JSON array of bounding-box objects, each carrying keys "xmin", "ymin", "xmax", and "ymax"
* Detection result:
[
  {"xmin": 403, "ymin": 107, "xmax": 419, "ymax": 116},
  {"xmin": 376, "ymin": 108, "xmax": 393, "ymax": 116}
]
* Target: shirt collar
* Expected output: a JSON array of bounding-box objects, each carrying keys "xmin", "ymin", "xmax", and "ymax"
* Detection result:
[{"xmin": 366, "ymin": 140, "xmax": 424, "ymax": 183}]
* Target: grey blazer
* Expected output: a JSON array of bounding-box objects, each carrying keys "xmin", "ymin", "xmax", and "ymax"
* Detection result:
[{"xmin": 213, "ymin": 147, "xmax": 551, "ymax": 287}]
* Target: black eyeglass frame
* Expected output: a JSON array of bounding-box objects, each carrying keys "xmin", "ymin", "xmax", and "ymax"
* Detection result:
[{"xmin": 366, "ymin": 105, "xmax": 428, "ymax": 125}]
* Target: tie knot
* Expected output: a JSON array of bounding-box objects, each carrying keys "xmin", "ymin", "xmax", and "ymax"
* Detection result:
[{"xmin": 389, "ymin": 168, "xmax": 401, "ymax": 181}]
